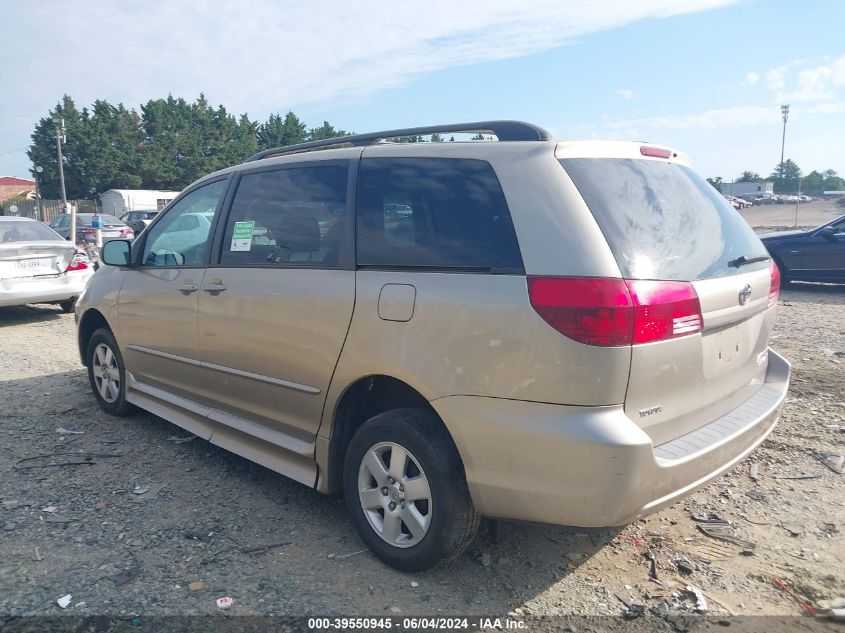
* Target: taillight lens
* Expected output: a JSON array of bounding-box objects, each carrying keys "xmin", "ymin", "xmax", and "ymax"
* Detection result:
[
  {"xmin": 527, "ymin": 277, "xmax": 703, "ymax": 347},
  {"xmin": 769, "ymin": 262, "xmax": 780, "ymax": 307},
  {"xmin": 66, "ymin": 257, "xmax": 89, "ymax": 272},
  {"xmin": 121, "ymin": 227, "xmax": 134, "ymax": 237}
]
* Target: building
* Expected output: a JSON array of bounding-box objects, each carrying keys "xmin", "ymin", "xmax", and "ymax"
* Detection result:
[
  {"xmin": 0, "ymin": 176, "xmax": 36, "ymax": 204},
  {"xmin": 100, "ymin": 189, "xmax": 180, "ymax": 215},
  {"xmin": 720, "ymin": 181, "xmax": 774, "ymax": 198}
]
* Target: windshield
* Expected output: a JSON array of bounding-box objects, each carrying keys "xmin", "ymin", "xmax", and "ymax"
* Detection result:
[
  {"xmin": 0, "ymin": 220, "xmax": 63, "ymax": 242},
  {"xmin": 561, "ymin": 158, "xmax": 770, "ymax": 281}
]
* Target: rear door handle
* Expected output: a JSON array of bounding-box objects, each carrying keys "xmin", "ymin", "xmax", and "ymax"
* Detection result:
[
  {"xmin": 178, "ymin": 284, "xmax": 198, "ymax": 295},
  {"xmin": 202, "ymin": 283, "xmax": 227, "ymax": 295}
]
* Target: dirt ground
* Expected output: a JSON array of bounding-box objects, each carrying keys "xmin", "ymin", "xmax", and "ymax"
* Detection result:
[{"xmin": 0, "ymin": 207, "xmax": 842, "ymax": 624}]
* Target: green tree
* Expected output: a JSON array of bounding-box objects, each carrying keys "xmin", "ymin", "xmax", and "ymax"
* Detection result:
[
  {"xmin": 430, "ymin": 132, "xmax": 444, "ymax": 142},
  {"xmin": 470, "ymin": 133, "xmax": 486, "ymax": 140},
  {"xmin": 737, "ymin": 171, "xmax": 761, "ymax": 182},
  {"xmin": 770, "ymin": 159, "xmax": 802, "ymax": 193},
  {"xmin": 706, "ymin": 176, "xmax": 723, "ymax": 191},
  {"xmin": 308, "ymin": 121, "xmax": 351, "ymax": 142},
  {"xmin": 257, "ymin": 111, "xmax": 307, "ymax": 149}
]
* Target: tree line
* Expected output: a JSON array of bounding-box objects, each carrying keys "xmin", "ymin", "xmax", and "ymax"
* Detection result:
[
  {"xmin": 707, "ymin": 160, "xmax": 845, "ymax": 196},
  {"xmin": 27, "ymin": 95, "xmax": 355, "ymax": 199}
]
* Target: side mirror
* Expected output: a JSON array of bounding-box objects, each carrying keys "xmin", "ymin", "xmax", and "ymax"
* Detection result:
[
  {"xmin": 820, "ymin": 226, "xmax": 837, "ymax": 242},
  {"xmin": 101, "ymin": 240, "xmax": 133, "ymax": 266}
]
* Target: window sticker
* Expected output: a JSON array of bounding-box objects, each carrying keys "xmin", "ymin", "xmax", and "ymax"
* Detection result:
[{"xmin": 230, "ymin": 220, "xmax": 255, "ymax": 251}]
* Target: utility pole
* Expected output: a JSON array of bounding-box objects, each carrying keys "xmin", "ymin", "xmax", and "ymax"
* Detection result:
[
  {"xmin": 33, "ymin": 165, "xmax": 44, "ymax": 221},
  {"xmin": 54, "ymin": 118, "xmax": 72, "ymax": 242},
  {"xmin": 779, "ymin": 105, "xmax": 789, "ymax": 194}
]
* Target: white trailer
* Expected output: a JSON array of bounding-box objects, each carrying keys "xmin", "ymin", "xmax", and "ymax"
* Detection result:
[{"xmin": 100, "ymin": 189, "xmax": 180, "ymax": 216}]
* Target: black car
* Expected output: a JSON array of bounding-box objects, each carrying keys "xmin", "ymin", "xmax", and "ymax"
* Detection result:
[
  {"xmin": 120, "ymin": 210, "xmax": 160, "ymax": 236},
  {"xmin": 760, "ymin": 214, "xmax": 845, "ymax": 283}
]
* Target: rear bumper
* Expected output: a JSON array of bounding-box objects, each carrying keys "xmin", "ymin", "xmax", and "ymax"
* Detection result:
[
  {"xmin": 0, "ymin": 271, "xmax": 93, "ymax": 308},
  {"xmin": 431, "ymin": 348, "xmax": 790, "ymax": 527}
]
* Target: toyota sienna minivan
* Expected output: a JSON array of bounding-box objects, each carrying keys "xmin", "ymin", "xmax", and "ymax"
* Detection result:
[{"xmin": 76, "ymin": 121, "xmax": 790, "ymax": 571}]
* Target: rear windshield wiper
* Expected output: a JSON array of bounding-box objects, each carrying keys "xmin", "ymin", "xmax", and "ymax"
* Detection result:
[{"xmin": 728, "ymin": 254, "xmax": 770, "ymax": 268}]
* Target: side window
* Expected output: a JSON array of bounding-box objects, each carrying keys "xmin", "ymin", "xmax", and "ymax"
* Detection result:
[
  {"xmin": 356, "ymin": 158, "xmax": 523, "ymax": 271},
  {"xmin": 219, "ymin": 164, "xmax": 348, "ymax": 267},
  {"xmin": 142, "ymin": 179, "xmax": 226, "ymax": 267}
]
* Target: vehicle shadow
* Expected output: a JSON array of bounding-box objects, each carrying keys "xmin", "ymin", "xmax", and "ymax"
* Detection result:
[
  {"xmin": 780, "ymin": 281, "xmax": 845, "ymax": 305},
  {"xmin": 0, "ymin": 368, "xmax": 618, "ymax": 616},
  {"xmin": 0, "ymin": 304, "xmax": 64, "ymax": 326}
]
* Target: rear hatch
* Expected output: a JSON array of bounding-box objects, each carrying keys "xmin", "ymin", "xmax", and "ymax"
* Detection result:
[{"xmin": 559, "ymin": 150, "xmax": 777, "ymax": 445}]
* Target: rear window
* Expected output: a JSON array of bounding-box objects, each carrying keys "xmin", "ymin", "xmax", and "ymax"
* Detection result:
[
  {"xmin": 79, "ymin": 214, "xmax": 123, "ymax": 226},
  {"xmin": 561, "ymin": 158, "xmax": 770, "ymax": 280},
  {"xmin": 356, "ymin": 158, "xmax": 523, "ymax": 272},
  {"xmin": 0, "ymin": 220, "xmax": 62, "ymax": 242}
]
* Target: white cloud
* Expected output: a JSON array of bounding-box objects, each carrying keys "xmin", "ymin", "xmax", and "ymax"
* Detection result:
[
  {"xmin": 745, "ymin": 72, "xmax": 759, "ymax": 87},
  {"xmin": 766, "ymin": 66, "xmax": 787, "ymax": 91},
  {"xmin": 5, "ymin": 0, "xmax": 738, "ymax": 115},
  {"xmin": 617, "ymin": 89, "xmax": 635, "ymax": 99},
  {"xmin": 762, "ymin": 54, "xmax": 845, "ymax": 102},
  {"xmin": 597, "ymin": 102, "xmax": 843, "ymax": 134}
]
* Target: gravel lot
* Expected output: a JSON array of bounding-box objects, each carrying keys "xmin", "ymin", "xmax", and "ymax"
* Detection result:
[{"xmin": 0, "ymin": 203, "xmax": 842, "ymax": 625}]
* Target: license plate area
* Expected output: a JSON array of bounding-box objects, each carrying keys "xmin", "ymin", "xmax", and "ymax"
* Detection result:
[{"xmin": 16, "ymin": 258, "xmax": 51, "ymax": 271}]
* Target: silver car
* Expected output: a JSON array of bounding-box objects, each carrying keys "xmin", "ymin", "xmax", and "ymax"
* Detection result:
[
  {"xmin": 0, "ymin": 216, "xmax": 94, "ymax": 312},
  {"xmin": 75, "ymin": 121, "xmax": 790, "ymax": 571}
]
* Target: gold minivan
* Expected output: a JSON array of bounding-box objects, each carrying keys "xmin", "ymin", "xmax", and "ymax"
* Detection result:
[{"xmin": 76, "ymin": 121, "xmax": 790, "ymax": 571}]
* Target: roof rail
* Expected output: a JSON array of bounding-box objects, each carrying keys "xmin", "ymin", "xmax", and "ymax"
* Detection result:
[{"xmin": 244, "ymin": 120, "xmax": 552, "ymax": 162}]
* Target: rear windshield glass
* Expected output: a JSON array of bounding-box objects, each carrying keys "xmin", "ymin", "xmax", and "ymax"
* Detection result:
[
  {"xmin": 79, "ymin": 214, "xmax": 123, "ymax": 226},
  {"xmin": 0, "ymin": 220, "xmax": 62, "ymax": 242},
  {"xmin": 561, "ymin": 158, "xmax": 770, "ymax": 280}
]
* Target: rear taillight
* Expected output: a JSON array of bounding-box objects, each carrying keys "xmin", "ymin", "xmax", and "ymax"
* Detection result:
[
  {"xmin": 527, "ymin": 277, "xmax": 702, "ymax": 347},
  {"xmin": 121, "ymin": 227, "xmax": 134, "ymax": 237},
  {"xmin": 769, "ymin": 262, "xmax": 781, "ymax": 307},
  {"xmin": 66, "ymin": 258, "xmax": 89, "ymax": 272},
  {"xmin": 81, "ymin": 228, "xmax": 96, "ymax": 235}
]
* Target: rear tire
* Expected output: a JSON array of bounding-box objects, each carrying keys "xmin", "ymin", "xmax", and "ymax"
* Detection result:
[
  {"xmin": 86, "ymin": 327, "xmax": 134, "ymax": 416},
  {"xmin": 58, "ymin": 299, "xmax": 76, "ymax": 314},
  {"xmin": 343, "ymin": 408, "xmax": 480, "ymax": 571}
]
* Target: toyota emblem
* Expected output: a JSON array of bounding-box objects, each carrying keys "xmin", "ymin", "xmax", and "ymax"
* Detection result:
[{"xmin": 738, "ymin": 284, "xmax": 752, "ymax": 305}]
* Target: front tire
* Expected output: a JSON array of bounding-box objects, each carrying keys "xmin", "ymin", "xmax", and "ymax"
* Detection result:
[
  {"xmin": 86, "ymin": 327, "xmax": 134, "ymax": 416},
  {"xmin": 343, "ymin": 408, "xmax": 480, "ymax": 571}
]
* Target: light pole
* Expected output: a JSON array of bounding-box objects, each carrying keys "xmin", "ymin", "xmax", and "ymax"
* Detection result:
[
  {"xmin": 34, "ymin": 165, "xmax": 43, "ymax": 221},
  {"xmin": 779, "ymin": 105, "xmax": 789, "ymax": 193}
]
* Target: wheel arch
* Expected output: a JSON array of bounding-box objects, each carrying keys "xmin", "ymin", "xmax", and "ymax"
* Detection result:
[
  {"xmin": 317, "ymin": 374, "xmax": 457, "ymax": 494},
  {"xmin": 77, "ymin": 308, "xmax": 111, "ymax": 366}
]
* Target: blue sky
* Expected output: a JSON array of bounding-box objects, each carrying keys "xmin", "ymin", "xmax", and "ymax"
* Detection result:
[{"xmin": 1, "ymin": 0, "xmax": 843, "ymax": 182}]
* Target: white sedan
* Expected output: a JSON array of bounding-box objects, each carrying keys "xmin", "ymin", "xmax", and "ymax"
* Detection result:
[{"xmin": 0, "ymin": 217, "xmax": 94, "ymax": 312}]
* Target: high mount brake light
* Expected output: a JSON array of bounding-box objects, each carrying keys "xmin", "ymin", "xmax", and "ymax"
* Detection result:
[
  {"xmin": 527, "ymin": 277, "xmax": 703, "ymax": 346},
  {"xmin": 640, "ymin": 146, "xmax": 673, "ymax": 159}
]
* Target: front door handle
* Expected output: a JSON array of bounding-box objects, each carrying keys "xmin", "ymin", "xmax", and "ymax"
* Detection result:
[
  {"xmin": 178, "ymin": 284, "xmax": 198, "ymax": 295},
  {"xmin": 202, "ymin": 283, "xmax": 227, "ymax": 295}
]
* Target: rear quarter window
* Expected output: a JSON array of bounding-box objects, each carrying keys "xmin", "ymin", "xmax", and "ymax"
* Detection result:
[
  {"xmin": 356, "ymin": 158, "xmax": 523, "ymax": 272},
  {"xmin": 561, "ymin": 158, "xmax": 770, "ymax": 280}
]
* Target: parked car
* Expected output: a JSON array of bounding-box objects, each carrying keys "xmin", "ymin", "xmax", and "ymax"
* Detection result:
[
  {"xmin": 50, "ymin": 213, "xmax": 134, "ymax": 244},
  {"xmin": 76, "ymin": 121, "xmax": 790, "ymax": 571},
  {"xmin": 760, "ymin": 214, "xmax": 845, "ymax": 283},
  {"xmin": 120, "ymin": 210, "xmax": 160, "ymax": 236},
  {"xmin": 0, "ymin": 216, "xmax": 94, "ymax": 312}
]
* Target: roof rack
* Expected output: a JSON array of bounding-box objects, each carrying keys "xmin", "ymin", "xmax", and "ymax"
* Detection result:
[{"xmin": 244, "ymin": 120, "xmax": 551, "ymax": 162}]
